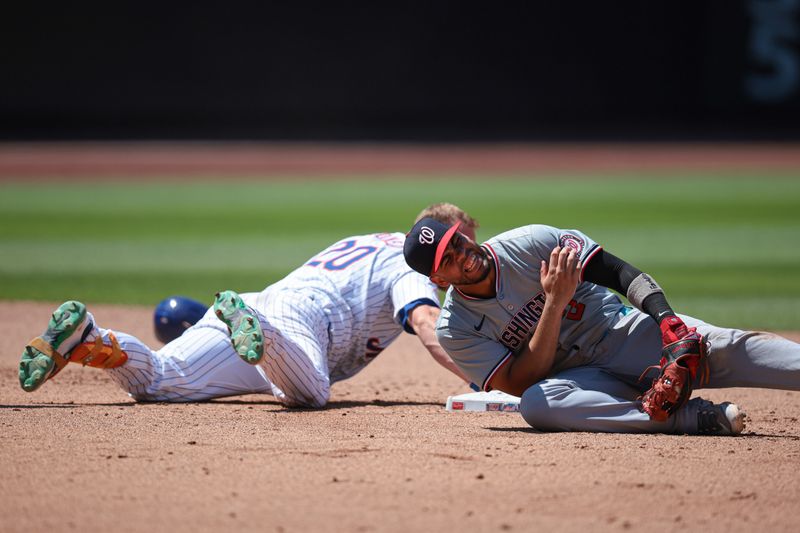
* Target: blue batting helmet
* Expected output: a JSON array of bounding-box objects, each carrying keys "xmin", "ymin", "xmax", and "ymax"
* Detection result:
[{"xmin": 153, "ymin": 296, "xmax": 209, "ymax": 344}]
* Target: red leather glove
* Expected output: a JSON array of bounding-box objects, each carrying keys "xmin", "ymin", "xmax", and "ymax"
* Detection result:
[
  {"xmin": 659, "ymin": 314, "xmax": 707, "ymax": 380},
  {"xmin": 639, "ymin": 330, "xmax": 709, "ymax": 420},
  {"xmin": 659, "ymin": 315, "xmax": 691, "ymax": 346}
]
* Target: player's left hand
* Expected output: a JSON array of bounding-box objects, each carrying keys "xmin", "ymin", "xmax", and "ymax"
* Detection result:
[
  {"xmin": 659, "ymin": 315, "xmax": 691, "ymax": 346},
  {"xmin": 638, "ymin": 329, "xmax": 709, "ymax": 421}
]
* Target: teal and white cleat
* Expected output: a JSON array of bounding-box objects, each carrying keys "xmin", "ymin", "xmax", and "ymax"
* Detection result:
[
  {"xmin": 19, "ymin": 300, "xmax": 90, "ymax": 392},
  {"xmin": 213, "ymin": 290, "xmax": 264, "ymax": 365}
]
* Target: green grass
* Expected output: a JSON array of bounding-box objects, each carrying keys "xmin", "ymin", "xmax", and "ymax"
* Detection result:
[{"xmin": 1, "ymin": 173, "xmax": 799, "ymax": 329}]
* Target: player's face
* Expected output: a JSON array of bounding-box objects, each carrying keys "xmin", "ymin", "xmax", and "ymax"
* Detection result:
[
  {"xmin": 460, "ymin": 225, "xmax": 476, "ymax": 243},
  {"xmin": 432, "ymin": 231, "xmax": 491, "ymax": 287}
]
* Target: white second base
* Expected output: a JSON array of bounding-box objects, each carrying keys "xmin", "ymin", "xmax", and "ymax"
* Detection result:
[{"xmin": 445, "ymin": 390, "xmax": 521, "ymax": 412}]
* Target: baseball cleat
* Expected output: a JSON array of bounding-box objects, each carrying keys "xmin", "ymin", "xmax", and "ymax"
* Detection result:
[
  {"xmin": 19, "ymin": 301, "xmax": 92, "ymax": 392},
  {"xmin": 696, "ymin": 400, "xmax": 746, "ymax": 436},
  {"xmin": 213, "ymin": 290, "xmax": 264, "ymax": 365}
]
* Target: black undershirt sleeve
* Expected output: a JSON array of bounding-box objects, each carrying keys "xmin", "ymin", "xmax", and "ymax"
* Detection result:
[
  {"xmin": 582, "ymin": 249, "xmax": 675, "ymax": 324},
  {"xmin": 582, "ymin": 249, "xmax": 637, "ymax": 294}
]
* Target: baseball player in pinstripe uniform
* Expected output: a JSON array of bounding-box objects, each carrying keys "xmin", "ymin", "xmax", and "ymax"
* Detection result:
[
  {"xmin": 404, "ymin": 219, "xmax": 800, "ymax": 435},
  {"xmin": 19, "ymin": 204, "xmax": 477, "ymax": 407}
]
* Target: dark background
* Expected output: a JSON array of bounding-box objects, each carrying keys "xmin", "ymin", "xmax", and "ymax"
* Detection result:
[{"xmin": 2, "ymin": 1, "xmax": 799, "ymax": 141}]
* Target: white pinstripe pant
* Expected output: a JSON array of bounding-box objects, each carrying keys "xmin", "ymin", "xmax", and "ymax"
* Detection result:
[
  {"xmin": 105, "ymin": 317, "xmax": 271, "ymax": 402},
  {"xmin": 104, "ymin": 290, "xmax": 349, "ymax": 407}
]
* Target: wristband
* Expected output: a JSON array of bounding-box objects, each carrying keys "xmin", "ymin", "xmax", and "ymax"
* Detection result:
[{"xmin": 626, "ymin": 273, "xmax": 663, "ymax": 310}]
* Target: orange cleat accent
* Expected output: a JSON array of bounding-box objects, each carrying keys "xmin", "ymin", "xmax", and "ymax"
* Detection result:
[{"xmin": 69, "ymin": 332, "xmax": 128, "ymax": 369}]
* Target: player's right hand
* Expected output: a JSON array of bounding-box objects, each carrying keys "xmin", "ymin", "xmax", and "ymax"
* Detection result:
[{"xmin": 540, "ymin": 246, "xmax": 582, "ymax": 308}]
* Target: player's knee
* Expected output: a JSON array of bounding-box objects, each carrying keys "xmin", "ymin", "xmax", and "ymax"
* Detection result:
[
  {"xmin": 283, "ymin": 389, "xmax": 329, "ymax": 409},
  {"xmin": 302, "ymin": 394, "xmax": 328, "ymax": 409},
  {"xmin": 312, "ymin": 397, "xmax": 328, "ymax": 409},
  {"xmin": 519, "ymin": 379, "xmax": 577, "ymax": 430},
  {"xmin": 283, "ymin": 397, "xmax": 328, "ymax": 409},
  {"xmin": 306, "ymin": 384, "xmax": 330, "ymax": 408},
  {"xmin": 520, "ymin": 385, "xmax": 552, "ymax": 429}
]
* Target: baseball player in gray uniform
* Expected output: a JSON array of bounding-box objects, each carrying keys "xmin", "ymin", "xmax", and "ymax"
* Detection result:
[
  {"xmin": 19, "ymin": 204, "xmax": 477, "ymax": 407},
  {"xmin": 403, "ymin": 218, "xmax": 800, "ymax": 435}
]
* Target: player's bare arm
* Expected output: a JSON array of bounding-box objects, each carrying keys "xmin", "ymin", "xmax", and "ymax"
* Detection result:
[
  {"xmin": 407, "ymin": 304, "xmax": 471, "ymax": 383},
  {"xmin": 490, "ymin": 246, "xmax": 582, "ymax": 396}
]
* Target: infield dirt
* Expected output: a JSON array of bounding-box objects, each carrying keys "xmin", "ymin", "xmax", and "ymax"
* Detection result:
[
  {"xmin": 1, "ymin": 301, "xmax": 799, "ymax": 533},
  {"xmin": 2, "ymin": 141, "xmax": 800, "ymax": 179},
  {"xmin": 1, "ymin": 143, "xmax": 800, "ymax": 533}
]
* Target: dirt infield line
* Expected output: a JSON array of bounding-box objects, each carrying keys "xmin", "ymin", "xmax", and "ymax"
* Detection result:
[
  {"xmin": 2, "ymin": 302, "xmax": 800, "ymax": 533},
  {"xmin": 2, "ymin": 142, "xmax": 800, "ymax": 179}
]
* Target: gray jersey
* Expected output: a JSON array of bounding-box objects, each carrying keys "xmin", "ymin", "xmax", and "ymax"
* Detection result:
[{"xmin": 436, "ymin": 225, "xmax": 625, "ymax": 390}]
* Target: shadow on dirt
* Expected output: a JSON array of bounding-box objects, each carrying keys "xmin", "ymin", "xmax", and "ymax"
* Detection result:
[
  {"xmin": 484, "ymin": 426, "xmax": 800, "ymax": 439},
  {"xmin": 0, "ymin": 402, "xmax": 135, "ymax": 409},
  {"xmin": 1, "ymin": 398, "xmax": 444, "ymax": 411},
  {"xmin": 203, "ymin": 398, "xmax": 444, "ymax": 410}
]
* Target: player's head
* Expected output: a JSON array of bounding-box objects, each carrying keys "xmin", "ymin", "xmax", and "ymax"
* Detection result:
[
  {"xmin": 404, "ymin": 216, "xmax": 491, "ymax": 288},
  {"xmin": 153, "ymin": 296, "xmax": 208, "ymax": 344},
  {"xmin": 408, "ymin": 203, "xmax": 483, "ymax": 289},
  {"xmin": 414, "ymin": 203, "xmax": 478, "ymax": 242}
]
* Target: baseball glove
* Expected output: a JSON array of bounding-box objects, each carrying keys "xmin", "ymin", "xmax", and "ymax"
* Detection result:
[{"xmin": 638, "ymin": 329, "xmax": 709, "ymax": 422}]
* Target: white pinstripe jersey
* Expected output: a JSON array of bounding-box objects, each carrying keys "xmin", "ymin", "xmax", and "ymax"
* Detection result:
[
  {"xmin": 436, "ymin": 225, "xmax": 626, "ymax": 391},
  {"xmin": 267, "ymin": 232, "xmax": 440, "ymax": 381}
]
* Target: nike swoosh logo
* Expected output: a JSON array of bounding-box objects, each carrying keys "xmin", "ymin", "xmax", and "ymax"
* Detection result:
[{"xmin": 473, "ymin": 315, "xmax": 486, "ymax": 331}]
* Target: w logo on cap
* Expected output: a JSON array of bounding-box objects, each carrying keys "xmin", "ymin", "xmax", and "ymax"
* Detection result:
[
  {"xmin": 404, "ymin": 217, "xmax": 460, "ymax": 276},
  {"xmin": 419, "ymin": 227, "xmax": 435, "ymax": 244}
]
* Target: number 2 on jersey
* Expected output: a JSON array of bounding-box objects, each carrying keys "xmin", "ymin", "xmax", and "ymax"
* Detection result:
[{"xmin": 307, "ymin": 239, "xmax": 377, "ymax": 271}]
